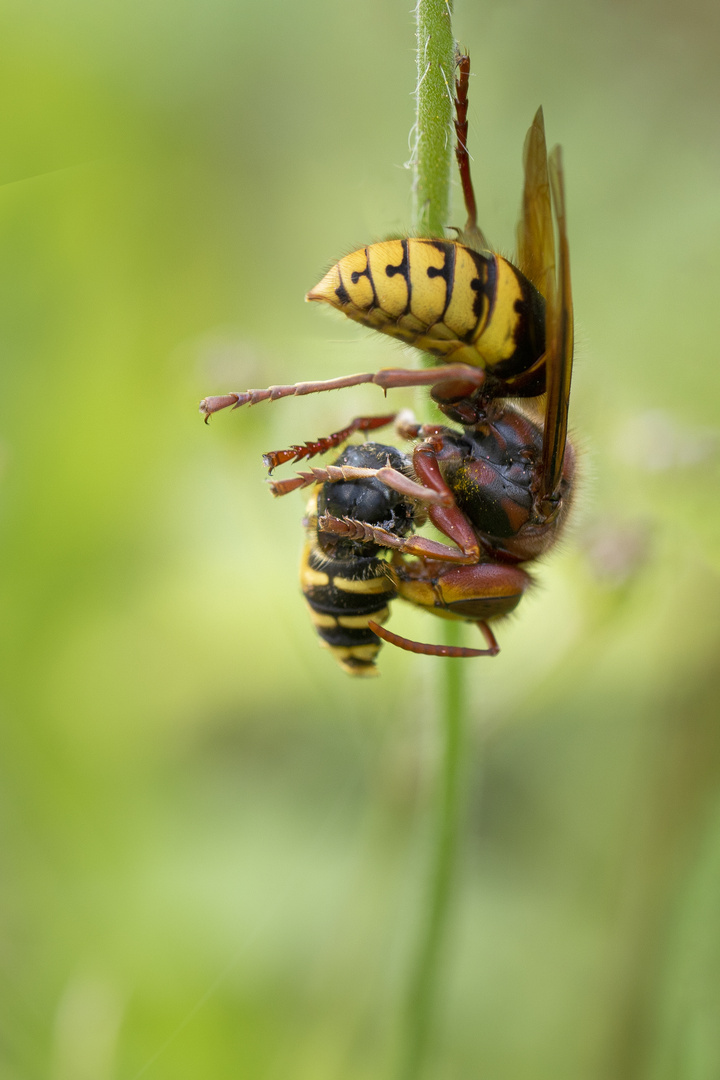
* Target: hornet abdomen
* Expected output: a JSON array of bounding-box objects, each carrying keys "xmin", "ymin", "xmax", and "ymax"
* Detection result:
[{"xmin": 307, "ymin": 239, "xmax": 546, "ymax": 382}]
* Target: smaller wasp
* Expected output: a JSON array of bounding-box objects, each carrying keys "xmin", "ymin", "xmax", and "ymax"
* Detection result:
[{"xmin": 299, "ymin": 442, "xmax": 416, "ymax": 676}]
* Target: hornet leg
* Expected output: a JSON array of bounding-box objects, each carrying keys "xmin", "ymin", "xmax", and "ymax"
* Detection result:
[
  {"xmin": 199, "ymin": 363, "xmax": 488, "ymax": 420},
  {"xmin": 367, "ymin": 618, "xmax": 499, "ymax": 658},
  {"xmin": 262, "ymin": 413, "xmax": 397, "ymax": 471}
]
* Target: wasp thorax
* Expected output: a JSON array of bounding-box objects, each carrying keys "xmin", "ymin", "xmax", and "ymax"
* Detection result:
[{"xmin": 316, "ymin": 444, "xmax": 414, "ymax": 559}]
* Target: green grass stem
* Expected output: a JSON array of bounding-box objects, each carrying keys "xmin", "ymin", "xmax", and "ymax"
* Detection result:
[
  {"xmin": 396, "ymin": 6, "xmax": 469, "ymax": 1077},
  {"xmin": 412, "ymin": 0, "xmax": 456, "ymax": 238},
  {"xmin": 397, "ymin": 626, "xmax": 466, "ymax": 1080}
]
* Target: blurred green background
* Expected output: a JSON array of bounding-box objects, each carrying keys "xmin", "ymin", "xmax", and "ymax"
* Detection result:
[{"xmin": 1, "ymin": 0, "xmax": 719, "ymax": 1076}]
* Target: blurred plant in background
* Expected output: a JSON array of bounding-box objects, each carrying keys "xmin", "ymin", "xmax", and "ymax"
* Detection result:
[{"xmin": 0, "ymin": 0, "xmax": 719, "ymax": 1077}]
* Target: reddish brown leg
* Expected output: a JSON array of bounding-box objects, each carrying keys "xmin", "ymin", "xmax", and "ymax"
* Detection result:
[
  {"xmin": 478, "ymin": 621, "xmax": 499, "ymax": 653},
  {"xmin": 367, "ymin": 619, "xmax": 498, "ymax": 658},
  {"xmin": 262, "ymin": 414, "xmax": 396, "ymax": 472},
  {"xmin": 265, "ymin": 408, "xmax": 453, "ymax": 483},
  {"xmin": 270, "ymin": 474, "xmax": 318, "ymax": 497},
  {"xmin": 454, "ymin": 52, "xmax": 489, "ymax": 250},
  {"xmin": 317, "ymin": 514, "xmax": 478, "ymax": 563},
  {"xmin": 199, "ymin": 363, "xmax": 488, "ymax": 421},
  {"xmin": 270, "ymin": 463, "xmax": 452, "ymax": 504},
  {"xmin": 454, "ymin": 52, "xmax": 477, "ymax": 235},
  {"xmin": 413, "ymin": 439, "xmax": 481, "ymax": 560},
  {"xmin": 394, "ymin": 408, "xmax": 456, "ymax": 443}
]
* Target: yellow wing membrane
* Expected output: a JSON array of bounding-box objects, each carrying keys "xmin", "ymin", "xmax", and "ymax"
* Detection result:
[
  {"xmin": 516, "ymin": 107, "xmax": 556, "ymax": 300},
  {"xmin": 539, "ymin": 145, "xmax": 574, "ymax": 506}
]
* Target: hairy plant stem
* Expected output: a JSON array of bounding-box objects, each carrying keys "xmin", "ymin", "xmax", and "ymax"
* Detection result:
[
  {"xmin": 412, "ymin": 0, "xmax": 456, "ymax": 237},
  {"xmin": 397, "ymin": 6, "xmax": 467, "ymax": 1078},
  {"xmin": 398, "ymin": 628, "xmax": 466, "ymax": 1080}
]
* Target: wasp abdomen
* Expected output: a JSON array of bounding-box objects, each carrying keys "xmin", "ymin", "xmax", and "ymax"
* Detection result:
[
  {"xmin": 301, "ymin": 442, "xmax": 415, "ymax": 677},
  {"xmin": 307, "ymin": 239, "xmax": 545, "ymax": 380},
  {"xmin": 301, "ymin": 540, "xmax": 396, "ymax": 677},
  {"xmin": 395, "ymin": 561, "xmax": 531, "ymax": 623}
]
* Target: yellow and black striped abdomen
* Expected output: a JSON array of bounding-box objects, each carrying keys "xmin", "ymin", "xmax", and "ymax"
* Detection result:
[
  {"xmin": 300, "ymin": 442, "xmax": 416, "ymax": 676},
  {"xmin": 300, "ymin": 535, "xmax": 396, "ymax": 677},
  {"xmin": 306, "ymin": 239, "xmax": 546, "ymax": 381}
]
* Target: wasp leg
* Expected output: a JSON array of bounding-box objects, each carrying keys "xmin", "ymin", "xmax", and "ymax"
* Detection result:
[
  {"xmin": 262, "ymin": 414, "xmax": 397, "ymax": 472},
  {"xmin": 270, "ymin": 474, "xmax": 320, "ymax": 497},
  {"xmin": 199, "ymin": 363, "xmax": 489, "ymax": 420},
  {"xmin": 318, "ymin": 514, "xmax": 477, "ymax": 564},
  {"xmin": 367, "ymin": 619, "xmax": 498, "ymax": 658},
  {"xmin": 265, "ymin": 408, "xmax": 454, "ymax": 477},
  {"xmin": 394, "ymin": 408, "xmax": 456, "ymax": 443},
  {"xmin": 478, "ymin": 621, "xmax": 499, "ymax": 652},
  {"xmin": 413, "ymin": 438, "xmax": 482, "ymax": 562},
  {"xmin": 454, "ymin": 52, "xmax": 489, "ymax": 251},
  {"xmin": 270, "ymin": 463, "xmax": 452, "ymax": 503}
]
